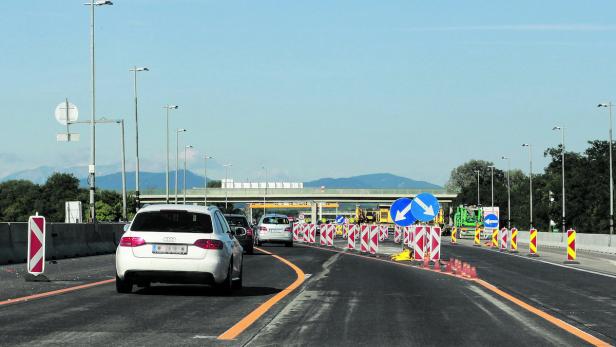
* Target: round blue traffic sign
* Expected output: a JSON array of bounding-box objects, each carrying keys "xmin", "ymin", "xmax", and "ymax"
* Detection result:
[
  {"xmin": 484, "ymin": 214, "xmax": 499, "ymax": 228},
  {"xmin": 390, "ymin": 197, "xmax": 416, "ymax": 227},
  {"xmin": 410, "ymin": 193, "xmax": 441, "ymax": 222}
]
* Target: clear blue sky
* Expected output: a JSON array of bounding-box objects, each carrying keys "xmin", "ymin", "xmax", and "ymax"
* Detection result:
[{"xmin": 1, "ymin": 1, "xmax": 616, "ymax": 185}]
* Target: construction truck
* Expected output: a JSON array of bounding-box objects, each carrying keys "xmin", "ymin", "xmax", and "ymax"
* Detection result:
[
  {"xmin": 355, "ymin": 206, "xmax": 378, "ymax": 224},
  {"xmin": 454, "ymin": 205, "xmax": 485, "ymax": 239}
]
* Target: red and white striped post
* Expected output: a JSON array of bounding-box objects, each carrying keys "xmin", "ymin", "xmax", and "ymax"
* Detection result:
[
  {"xmin": 347, "ymin": 224, "xmax": 357, "ymax": 250},
  {"xmin": 499, "ymin": 227, "xmax": 508, "ymax": 252},
  {"xmin": 528, "ymin": 228, "xmax": 539, "ymax": 257},
  {"xmin": 360, "ymin": 225, "xmax": 369, "ymax": 253},
  {"xmin": 292, "ymin": 223, "xmax": 299, "ymax": 241},
  {"xmin": 380, "ymin": 225, "xmax": 389, "ymax": 240},
  {"xmin": 413, "ymin": 226, "xmax": 425, "ymax": 261},
  {"xmin": 319, "ymin": 224, "xmax": 327, "ymax": 245},
  {"xmin": 430, "ymin": 226, "xmax": 442, "ymax": 262},
  {"xmin": 327, "ymin": 224, "xmax": 335, "ymax": 246},
  {"xmin": 565, "ymin": 229, "xmax": 579, "ymax": 264},
  {"xmin": 369, "ymin": 225, "xmax": 379, "ymax": 255},
  {"xmin": 27, "ymin": 215, "xmax": 46, "ymax": 275},
  {"xmin": 394, "ymin": 226, "xmax": 402, "ymax": 243},
  {"xmin": 309, "ymin": 223, "xmax": 316, "ymax": 244}
]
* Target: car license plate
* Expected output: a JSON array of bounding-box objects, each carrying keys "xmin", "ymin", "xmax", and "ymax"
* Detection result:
[{"xmin": 152, "ymin": 244, "xmax": 188, "ymax": 255}]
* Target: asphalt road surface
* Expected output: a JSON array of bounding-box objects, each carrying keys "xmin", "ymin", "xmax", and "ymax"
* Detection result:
[{"xmin": 0, "ymin": 244, "xmax": 609, "ymax": 346}]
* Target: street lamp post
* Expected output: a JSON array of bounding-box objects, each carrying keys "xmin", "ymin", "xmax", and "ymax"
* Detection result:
[
  {"xmin": 553, "ymin": 126, "xmax": 566, "ymax": 241},
  {"xmin": 175, "ymin": 128, "xmax": 187, "ymax": 204},
  {"xmin": 183, "ymin": 145, "xmax": 193, "ymax": 204},
  {"xmin": 475, "ymin": 170, "xmax": 480, "ymax": 206},
  {"xmin": 262, "ymin": 166, "xmax": 268, "ymax": 216},
  {"xmin": 204, "ymin": 155, "xmax": 213, "ymax": 206},
  {"xmin": 129, "ymin": 66, "xmax": 148, "ymax": 211},
  {"xmin": 224, "ymin": 164, "xmax": 232, "ymax": 209},
  {"xmin": 501, "ymin": 156, "xmax": 511, "ymax": 229},
  {"xmin": 488, "ymin": 165, "xmax": 495, "ymax": 208},
  {"xmin": 84, "ymin": 0, "xmax": 113, "ymax": 222},
  {"xmin": 598, "ymin": 103, "xmax": 614, "ymax": 247},
  {"xmin": 163, "ymin": 105, "xmax": 179, "ymax": 204},
  {"xmin": 522, "ymin": 144, "xmax": 533, "ymax": 229}
]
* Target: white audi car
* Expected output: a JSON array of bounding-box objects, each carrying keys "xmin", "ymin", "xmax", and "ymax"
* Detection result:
[{"xmin": 115, "ymin": 204, "xmax": 244, "ymax": 294}]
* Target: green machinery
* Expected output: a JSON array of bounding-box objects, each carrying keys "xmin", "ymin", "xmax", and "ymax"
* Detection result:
[{"xmin": 454, "ymin": 205, "xmax": 483, "ymax": 238}]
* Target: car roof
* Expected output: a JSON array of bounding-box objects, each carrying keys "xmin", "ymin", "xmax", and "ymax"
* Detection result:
[
  {"xmin": 137, "ymin": 204, "xmax": 215, "ymax": 215},
  {"xmin": 262, "ymin": 213, "xmax": 288, "ymax": 218},
  {"xmin": 224, "ymin": 214, "xmax": 247, "ymax": 218}
]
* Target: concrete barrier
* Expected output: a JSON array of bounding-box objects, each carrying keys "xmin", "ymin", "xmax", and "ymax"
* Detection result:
[
  {"xmin": 0, "ymin": 222, "xmax": 125, "ymax": 265},
  {"xmin": 517, "ymin": 230, "xmax": 616, "ymax": 254}
]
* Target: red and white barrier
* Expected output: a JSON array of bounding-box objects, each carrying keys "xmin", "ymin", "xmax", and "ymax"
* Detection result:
[
  {"xmin": 327, "ymin": 224, "xmax": 335, "ymax": 246},
  {"xmin": 499, "ymin": 227, "xmax": 508, "ymax": 252},
  {"xmin": 302, "ymin": 224, "xmax": 309, "ymax": 243},
  {"xmin": 360, "ymin": 225, "xmax": 369, "ymax": 253},
  {"xmin": 347, "ymin": 225, "xmax": 357, "ymax": 250},
  {"xmin": 27, "ymin": 215, "xmax": 46, "ymax": 275},
  {"xmin": 319, "ymin": 224, "xmax": 327, "ymax": 245},
  {"xmin": 343, "ymin": 224, "xmax": 348, "ymax": 238},
  {"xmin": 292, "ymin": 223, "xmax": 299, "ymax": 241},
  {"xmin": 403, "ymin": 227, "xmax": 409, "ymax": 245},
  {"xmin": 413, "ymin": 226, "xmax": 426, "ymax": 261},
  {"xmin": 309, "ymin": 223, "xmax": 316, "ymax": 244},
  {"xmin": 407, "ymin": 226, "xmax": 415, "ymax": 249},
  {"xmin": 379, "ymin": 225, "xmax": 388, "ymax": 241},
  {"xmin": 430, "ymin": 226, "xmax": 442, "ymax": 262},
  {"xmin": 394, "ymin": 226, "xmax": 402, "ymax": 243},
  {"xmin": 369, "ymin": 225, "xmax": 379, "ymax": 255}
]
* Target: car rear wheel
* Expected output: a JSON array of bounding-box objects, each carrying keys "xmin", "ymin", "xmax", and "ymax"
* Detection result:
[
  {"xmin": 232, "ymin": 259, "xmax": 243, "ymax": 290},
  {"xmin": 215, "ymin": 260, "xmax": 233, "ymax": 295},
  {"xmin": 116, "ymin": 274, "xmax": 133, "ymax": 294}
]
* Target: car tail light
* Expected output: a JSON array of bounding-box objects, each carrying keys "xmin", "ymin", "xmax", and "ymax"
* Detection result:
[
  {"xmin": 284, "ymin": 227, "xmax": 292, "ymax": 232},
  {"xmin": 119, "ymin": 236, "xmax": 146, "ymax": 247},
  {"xmin": 193, "ymin": 239, "xmax": 224, "ymax": 250},
  {"xmin": 246, "ymin": 228, "xmax": 253, "ymax": 236}
]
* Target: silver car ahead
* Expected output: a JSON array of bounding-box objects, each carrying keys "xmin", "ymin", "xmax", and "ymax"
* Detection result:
[{"xmin": 255, "ymin": 214, "xmax": 293, "ymax": 247}]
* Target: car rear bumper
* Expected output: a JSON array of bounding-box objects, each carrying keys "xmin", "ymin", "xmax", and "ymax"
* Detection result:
[
  {"xmin": 258, "ymin": 232, "xmax": 292, "ymax": 242},
  {"xmin": 124, "ymin": 270, "xmax": 215, "ymax": 285}
]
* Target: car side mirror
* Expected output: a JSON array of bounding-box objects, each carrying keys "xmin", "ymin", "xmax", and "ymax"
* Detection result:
[{"xmin": 234, "ymin": 227, "xmax": 247, "ymax": 236}]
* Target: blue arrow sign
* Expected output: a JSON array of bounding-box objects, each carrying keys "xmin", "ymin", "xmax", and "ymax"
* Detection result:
[
  {"xmin": 410, "ymin": 193, "xmax": 441, "ymax": 222},
  {"xmin": 335, "ymin": 215, "xmax": 345, "ymax": 224},
  {"xmin": 484, "ymin": 214, "xmax": 499, "ymax": 228},
  {"xmin": 390, "ymin": 198, "xmax": 416, "ymax": 227}
]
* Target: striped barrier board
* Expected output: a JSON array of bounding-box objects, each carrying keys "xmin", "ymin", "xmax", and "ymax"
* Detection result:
[
  {"xmin": 430, "ymin": 226, "xmax": 442, "ymax": 262},
  {"xmin": 347, "ymin": 225, "xmax": 357, "ymax": 250},
  {"xmin": 302, "ymin": 224, "xmax": 309, "ymax": 243},
  {"xmin": 27, "ymin": 215, "xmax": 46, "ymax": 275},
  {"xmin": 566, "ymin": 229, "xmax": 579, "ymax": 263},
  {"xmin": 292, "ymin": 223, "xmax": 299, "ymax": 241},
  {"xmin": 499, "ymin": 227, "xmax": 508, "ymax": 252},
  {"xmin": 309, "ymin": 223, "xmax": 316, "ymax": 244},
  {"xmin": 319, "ymin": 224, "xmax": 327, "ymax": 245},
  {"xmin": 491, "ymin": 229, "xmax": 498, "ymax": 248},
  {"xmin": 451, "ymin": 227, "xmax": 457, "ymax": 244},
  {"xmin": 407, "ymin": 226, "xmax": 415, "ymax": 249},
  {"xmin": 403, "ymin": 227, "xmax": 409, "ymax": 245},
  {"xmin": 413, "ymin": 226, "xmax": 425, "ymax": 261},
  {"xmin": 369, "ymin": 225, "xmax": 379, "ymax": 255},
  {"xmin": 360, "ymin": 225, "xmax": 370, "ymax": 253},
  {"xmin": 474, "ymin": 227, "xmax": 481, "ymax": 246},
  {"xmin": 510, "ymin": 228, "xmax": 518, "ymax": 253},
  {"xmin": 327, "ymin": 224, "xmax": 335, "ymax": 246},
  {"xmin": 343, "ymin": 224, "xmax": 348, "ymax": 238},
  {"xmin": 529, "ymin": 228, "xmax": 539, "ymax": 256},
  {"xmin": 379, "ymin": 225, "xmax": 388, "ymax": 240},
  {"xmin": 394, "ymin": 226, "xmax": 402, "ymax": 243}
]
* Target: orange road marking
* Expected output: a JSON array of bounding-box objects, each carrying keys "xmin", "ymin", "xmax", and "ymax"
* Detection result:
[
  {"xmin": 217, "ymin": 247, "xmax": 306, "ymax": 341},
  {"xmin": 474, "ymin": 279, "xmax": 610, "ymax": 346},
  {"xmin": 0, "ymin": 278, "xmax": 115, "ymax": 307}
]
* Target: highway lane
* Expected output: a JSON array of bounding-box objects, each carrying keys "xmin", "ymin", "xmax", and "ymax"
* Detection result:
[
  {"xmin": 442, "ymin": 242, "xmax": 616, "ymax": 344},
  {"xmin": 0, "ymin": 245, "xmax": 601, "ymax": 346}
]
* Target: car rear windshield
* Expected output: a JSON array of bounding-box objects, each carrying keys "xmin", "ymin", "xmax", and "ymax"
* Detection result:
[
  {"xmin": 262, "ymin": 217, "xmax": 289, "ymax": 225},
  {"xmin": 130, "ymin": 210, "xmax": 213, "ymax": 233},
  {"xmin": 225, "ymin": 216, "xmax": 249, "ymax": 228}
]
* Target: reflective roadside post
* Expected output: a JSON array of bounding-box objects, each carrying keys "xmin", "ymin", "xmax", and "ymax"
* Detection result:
[
  {"xmin": 224, "ymin": 164, "xmax": 232, "ymax": 210},
  {"xmin": 475, "ymin": 170, "xmax": 480, "ymax": 206}
]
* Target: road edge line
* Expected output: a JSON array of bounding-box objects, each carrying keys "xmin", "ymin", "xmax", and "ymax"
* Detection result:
[
  {"xmin": 217, "ymin": 247, "xmax": 305, "ymax": 341},
  {"xmin": 0, "ymin": 278, "xmax": 115, "ymax": 307},
  {"xmin": 473, "ymin": 278, "xmax": 611, "ymax": 346}
]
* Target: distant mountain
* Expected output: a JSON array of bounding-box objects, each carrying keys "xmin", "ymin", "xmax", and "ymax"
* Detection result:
[
  {"xmin": 1, "ymin": 165, "xmax": 119, "ymax": 184},
  {"xmin": 304, "ymin": 173, "xmax": 441, "ymax": 189},
  {"xmin": 79, "ymin": 171, "xmax": 209, "ymax": 192}
]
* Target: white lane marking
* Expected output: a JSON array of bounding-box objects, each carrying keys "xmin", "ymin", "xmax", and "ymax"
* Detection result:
[
  {"xmin": 193, "ymin": 335, "xmax": 217, "ymax": 339},
  {"xmin": 451, "ymin": 244, "xmax": 616, "ymax": 280},
  {"xmin": 304, "ymin": 274, "xmax": 312, "ymax": 279}
]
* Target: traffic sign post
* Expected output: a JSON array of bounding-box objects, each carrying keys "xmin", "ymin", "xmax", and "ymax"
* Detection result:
[
  {"xmin": 27, "ymin": 215, "xmax": 46, "ymax": 278},
  {"xmin": 391, "ymin": 198, "xmax": 416, "ymax": 227},
  {"xmin": 410, "ymin": 193, "xmax": 441, "ymax": 223}
]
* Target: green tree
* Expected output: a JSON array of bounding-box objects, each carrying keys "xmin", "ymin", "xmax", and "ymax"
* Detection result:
[
  {"xmin": 39, "ymin": 173, "xmax": 85, "ymax": 222},
  {"xmin": 0, "ymin": 180, "xmax": 41, "ymax": 221}
]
